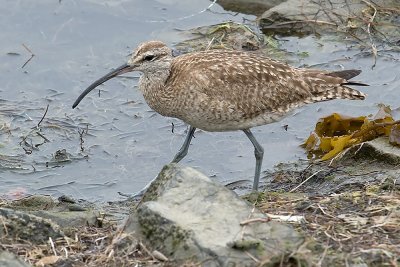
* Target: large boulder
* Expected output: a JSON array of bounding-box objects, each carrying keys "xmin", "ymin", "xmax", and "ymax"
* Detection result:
[
  {"xmin": 124, "ymin": 164, "xmax": 303, "ymax": 266},
  {"xmin": 259, "ymin": 0, "xmax": 399, "ymax": 37},
  {"xmin": 0, "ymin": 208, "xmax": 64, "ymax": 244}
]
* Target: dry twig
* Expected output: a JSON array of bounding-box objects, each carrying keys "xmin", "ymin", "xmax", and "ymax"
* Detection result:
[
  {"xmin": 37, "ymin": 104, "xmax": 49, "ymax": 129},
  {"xmin": 289, "ymin": 170, "xmax": 322, "ymax": 192},
  {"xmin": 266, "ymin": 19, "xmax": 336, "ymax": 27},
  {"xmin": 240, "ymin": 217, "xmax": 271, "ymax": 226},
  {"xmin": 361, "ymin": 0, "xmax": 378, "ymax": 69},
  {"xmin": 78, "ymin": 125, "xmax": 89, "ymax": 152},
  {"xmin": 49, "ymin": 237, "xmax": 57, "ymax": 256},
  {"xmin": 21, "ymin": 44, "xmax": 35, "ymax": 68}
]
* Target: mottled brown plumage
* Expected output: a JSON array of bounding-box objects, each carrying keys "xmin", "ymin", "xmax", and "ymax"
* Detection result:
[
  {"xmin": 73, "ymin": 40, "xmax": 367, "ymax": 191},
  {"xmin": 126, "ymin": 41, "xmax": 366, "ymax": 131}
]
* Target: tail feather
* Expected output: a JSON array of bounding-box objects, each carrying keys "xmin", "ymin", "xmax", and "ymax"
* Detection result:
[
  {"xmin": 310, "ymin": 85, "xmax": 366, "ymax": 102},
  {"xmin": 302, "ymin": 68, "xmax": 367, "ymax": 103},
  {"xmin": 341, "ymin": 81, "xmax": 369, "ymax": 86},
  {"xmin": 326, "ymin": 69, "xmax": 361, "ymax": 80},
  {"xmin": 336, "ymin": 86, "xmax": 366, "ymax": 100},
  {"xmin": 327, "ymin": 69, "xmax": 369, "ymax": 86}
]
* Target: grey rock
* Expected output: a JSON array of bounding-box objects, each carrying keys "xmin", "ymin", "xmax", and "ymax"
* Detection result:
[
  {"xmin": 0, "ymin": 251, "xmax": 31, "ymax": 267},
  {"xmin": 7, "ymin": 195, "xmax": 56, "ymax": 210},
  {"xmin": 258, "ymin": 0, "xmax": 394, "ymax": 34},
  {"xmin": 0, "ymin": 208, "xmax": 64, "ymax": 244},
  {"xmin": 29, "ymin": 210, "xmax": 99, "ymax": 229},
  {"xmin": 3, "ymin": 194, "xmax": 99, "ymax": 231},
  {"xmin": 217, "ymin": 0, "xmax": 287, "ymax": 16},
  {"xmin": 260, "ymin": 0, "xmax": 356, "ymax": 22},
  {"xmin": 346, "ymin": 137, "xmax": 400, "ymax": 165},
  {"xmin": 264, "ymin": 137, "xmax": 400, "ymax": 195},
  {"xmin": 125, "ymin": 164, "xmax": 303, "ymax": 266}
]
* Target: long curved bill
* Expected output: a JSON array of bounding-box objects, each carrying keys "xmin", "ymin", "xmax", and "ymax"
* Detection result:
[{"xmin": 72, "ymin": 63, "xmax": 134, "ymax": 109}]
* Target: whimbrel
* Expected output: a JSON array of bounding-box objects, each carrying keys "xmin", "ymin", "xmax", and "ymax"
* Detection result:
[{"xmin": 73, "ymin": 41, "xmax": 367, "ymax": 191}]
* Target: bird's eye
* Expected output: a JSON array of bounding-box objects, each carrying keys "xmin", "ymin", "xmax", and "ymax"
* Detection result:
[{"xmin": 144, "ymin": 55, "xmax": 155, "ymax": 61}]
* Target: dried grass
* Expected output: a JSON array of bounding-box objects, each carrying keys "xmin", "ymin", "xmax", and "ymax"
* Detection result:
[{"xmin": 259, "ymin": 188, "xmax": 400, "ymax": 266}]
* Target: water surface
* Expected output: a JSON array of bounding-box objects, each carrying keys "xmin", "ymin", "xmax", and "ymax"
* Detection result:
[{"xmin": 0, "ymin": 0, "xmax": 398, "ymax": 201}]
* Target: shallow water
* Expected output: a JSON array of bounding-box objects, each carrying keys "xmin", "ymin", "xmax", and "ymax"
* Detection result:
[{"xmin": 0, "ymin": 1, "xmax": 399, "ymax": 201}]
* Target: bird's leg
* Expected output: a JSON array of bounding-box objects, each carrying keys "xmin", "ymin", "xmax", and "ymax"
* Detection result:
[
  {"xmin": 171, "ymin": 126, "xmax": 196, "ymax": 163},
  {"xmin": 243, "ymin": 129, "xmax": 264, "ymax": 191}
]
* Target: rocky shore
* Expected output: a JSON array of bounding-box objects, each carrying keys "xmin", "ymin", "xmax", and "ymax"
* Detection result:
[{"xmin": 1, "ymin": 137, "xmax": 399, "ymax": 266}]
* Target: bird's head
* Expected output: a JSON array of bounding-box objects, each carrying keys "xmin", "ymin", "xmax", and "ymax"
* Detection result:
[
  {"xmin": 72, "ymin": 41, "xmax": 172, "ymax": 109},
  {"xmin": 128, "ymin": 41, "xmax": 173, "ymax": 73}
]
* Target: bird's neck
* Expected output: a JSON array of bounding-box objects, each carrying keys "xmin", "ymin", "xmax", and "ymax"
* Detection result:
[
  {"xmin": 139, "ymin": 68, "xmax": 175, "ymax": 117},
  {"xmin": 139, "ymin": 68, "xmax": 170, "ymax": 94}
]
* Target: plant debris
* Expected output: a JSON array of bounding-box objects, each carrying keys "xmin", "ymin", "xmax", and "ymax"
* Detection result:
[
  {"xmin": 258, "ymin": 187, "xmax": 400, "ymax": 266},
  {"xmin": 0, "ymin": 225, "xmax": 160, "ymax": 267},
  {"xmin": 304, "ymin": 105, "xmax": 400, "ymax": 160},
  {"xmin": 256, "ymin": 157, "xmax": 400, "ymax": 266}
]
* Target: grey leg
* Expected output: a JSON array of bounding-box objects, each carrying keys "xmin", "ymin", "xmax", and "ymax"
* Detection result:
[
  {"xmin": 243, "ymin": 129, "xmax": 264, "ymax": 191},
  {"xmin": 172, "ymin": 126, "xmax": 196, "ymax": 163}
]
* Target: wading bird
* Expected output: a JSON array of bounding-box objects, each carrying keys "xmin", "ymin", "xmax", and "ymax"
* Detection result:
[{"xmin": 73, "ymin": 41, "xmax": 366, "ymax": 191}]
